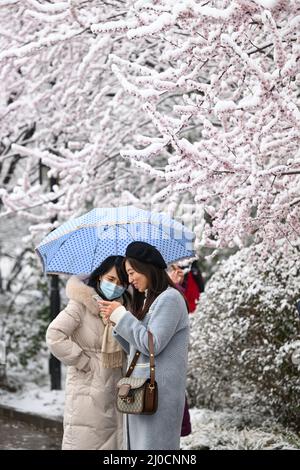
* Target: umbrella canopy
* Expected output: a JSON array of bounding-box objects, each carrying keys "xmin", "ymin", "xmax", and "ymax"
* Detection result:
[{"xmin": 36, "ymin": 205, "xmax": 196, "ymax": 275}]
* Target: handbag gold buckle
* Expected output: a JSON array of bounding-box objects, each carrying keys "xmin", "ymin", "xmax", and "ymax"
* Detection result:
[{"xmin": 122, "ymin": 390, "xmax": 134, "ymax": 403}]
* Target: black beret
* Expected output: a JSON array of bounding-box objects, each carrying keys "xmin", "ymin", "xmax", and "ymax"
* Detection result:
[{"xmin": 125, "ymin": 241, "xmax": 167, "ymax": 269}]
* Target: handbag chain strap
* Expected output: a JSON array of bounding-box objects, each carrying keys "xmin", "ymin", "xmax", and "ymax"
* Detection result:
[{"xmin": 125, "ymin": 331, "xmax": 155, "ymax": 388}]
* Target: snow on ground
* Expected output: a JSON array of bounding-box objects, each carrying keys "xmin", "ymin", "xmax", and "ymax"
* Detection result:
[
  {"xmin": 0, "ymin": 385, "xmax": 64, "ymax": 421},
  {"xmin": 1, "ymin": 377, "xmax": 299, "ymax": 450},
  {"xmin": 0, "ymin": 360, "xmax": 66, "ymax": 421},
  {"xmin": 181, "ymin": 408, "xmax": 300, "ymax": 450}
]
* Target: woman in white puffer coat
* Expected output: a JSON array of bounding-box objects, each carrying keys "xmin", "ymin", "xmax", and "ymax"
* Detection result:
[{"xmin": 46, "ymin": 256, "xmax": 130, "ymax": 450}]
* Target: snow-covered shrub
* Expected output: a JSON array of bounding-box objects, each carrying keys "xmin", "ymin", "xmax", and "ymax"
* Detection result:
[
  {"xmin": 0, "ymin": 213, "xmax": 71, "ymax": 383},
  {"xmin": 0, "ymin": 248, "xmax": 51, "ymax": 377},
  {"xmin": 181, "ymin": 408, "xmax": 300, "ymax": 450},
  {"xmin": 188, "ymin": 244, "xmax": 300, "ymax": 430}
]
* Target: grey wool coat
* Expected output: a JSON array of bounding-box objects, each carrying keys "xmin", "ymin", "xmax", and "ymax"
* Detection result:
[
  {"xmin": 112, "ymin": 286, "xmax": 189, "ymax": 450},
  {"xmin": 45, "ymin": 276, "xmax": 123, "ymax": 450}
]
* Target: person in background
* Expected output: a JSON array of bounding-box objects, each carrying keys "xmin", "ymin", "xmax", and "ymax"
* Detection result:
[
  {"xmin": 168, "ymin": 263, "xmax": 191, "ymax": 437},
  {"xmin": 46, "ymin": 256, "xmax": 130, "ymax": 450},
  {"xmin": 185, "ymin": 260, "xmax": 205, "ymax": 312},
  {"xmin": 167, "ymin": 260, "xmax": 205, "ymax": 438},
  {"xmin": 169, "ymin": 261, "xmax": 204, "ymax": 313}
]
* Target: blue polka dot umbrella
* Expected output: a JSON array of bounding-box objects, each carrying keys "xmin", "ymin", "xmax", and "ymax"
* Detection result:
[{"xmin": 35, "ymin": 205, "xmax": 196, "ymax": 275}]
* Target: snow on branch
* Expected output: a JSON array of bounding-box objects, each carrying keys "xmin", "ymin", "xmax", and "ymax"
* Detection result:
[
  {"xmin": 0, "ymin": 28, "xmax": 86, "ymax": 61},
  {"xmin": 99, "ymin": 0, "xmax": 300, "ymax": 250},
  {"xmin": 25, "ymin": 0, "xmax": 69, "ymax": 14},
  {"xmin": 0, "ymin": 0, "xmax": 299, "ymax": 252}
]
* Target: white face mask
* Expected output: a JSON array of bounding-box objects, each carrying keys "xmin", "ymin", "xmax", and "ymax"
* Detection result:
[{"xmin": 99, "ymin": 279, "xmax": 125, "ymax": 300}]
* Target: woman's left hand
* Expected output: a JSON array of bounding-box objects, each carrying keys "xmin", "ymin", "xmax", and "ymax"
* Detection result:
[{"xmin": 98, "ymin": 300, "xmax": 121, "ymax": 321}]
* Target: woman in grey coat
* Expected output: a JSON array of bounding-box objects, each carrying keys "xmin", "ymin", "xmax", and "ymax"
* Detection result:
[{"xmin": 99, "ymin": 241, "xmax": 190, "ymax": 450}]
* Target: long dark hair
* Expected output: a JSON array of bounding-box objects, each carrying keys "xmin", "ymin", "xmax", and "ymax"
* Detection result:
[
  {"xmin": 124, "ymin": 257, "xmax": 181, "ymax": 320},
  {"xmin": 190, "ymin": 260, "xmax": 205, "ymax": 293},
  {"xmin": 88, "ymin": 256, "xmax": 131, "ymax": 307}
]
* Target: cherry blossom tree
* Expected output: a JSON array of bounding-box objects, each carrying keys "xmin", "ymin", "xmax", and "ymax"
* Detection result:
[
  {"xmin": 0, "ymin": 0, "xmax": 299, "ymax": 253},
  {"xmin": 100, "ymin": 0, "xmax": 300, "ymax": 252},
  {"xmin": 0, "ymin": 0, "xmax": 168, "ymax": 242}
]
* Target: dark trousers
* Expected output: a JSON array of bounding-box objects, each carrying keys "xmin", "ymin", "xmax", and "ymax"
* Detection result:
[{"xmin": 181, "ymin": 395, "xmax": 192, "ymax": 436}]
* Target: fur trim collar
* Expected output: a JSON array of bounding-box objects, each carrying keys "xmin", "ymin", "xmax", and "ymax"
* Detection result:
[{"xmin": 66, "ymin": 275, "xmax": 99, "ymax": 316}]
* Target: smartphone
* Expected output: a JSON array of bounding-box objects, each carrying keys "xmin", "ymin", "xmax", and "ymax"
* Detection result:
[{"xmin": 92, "ymin": 294, "xmax": 101, "ymax": 302}]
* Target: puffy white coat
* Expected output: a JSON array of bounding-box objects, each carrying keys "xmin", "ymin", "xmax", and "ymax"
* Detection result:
[{"xmin": 46, "ymin": 276, "xmax": 123, "ymax": 450}]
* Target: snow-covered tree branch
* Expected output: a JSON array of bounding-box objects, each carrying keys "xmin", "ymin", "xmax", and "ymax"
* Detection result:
[
  {"xmin": 0, "ymin": 0, "xmax": 168, "ymax": 242},
  {"xmin": 0, "ymin": 0, "xmax": 299, "ymax": 252},
  {"xmin": 101, "ymin": 0, "xmax": 300, "ymax": 251}
]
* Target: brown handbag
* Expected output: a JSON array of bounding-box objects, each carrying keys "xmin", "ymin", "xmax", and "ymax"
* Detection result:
[{"xmin": 116, "ymin": 331, "xmax": 158, "ymax": 415}]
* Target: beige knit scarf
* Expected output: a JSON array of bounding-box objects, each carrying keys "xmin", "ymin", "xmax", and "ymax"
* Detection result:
[{"xmin": 99, "ymin": 298, "xmax": 124, "ymax": 369}]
